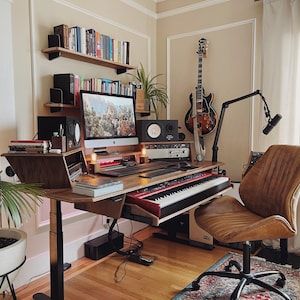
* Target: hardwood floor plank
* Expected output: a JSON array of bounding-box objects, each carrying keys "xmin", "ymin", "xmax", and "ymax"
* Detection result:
[{"xmin": 15, "ymin": 230, "xmax": 231, "ymax": 300}]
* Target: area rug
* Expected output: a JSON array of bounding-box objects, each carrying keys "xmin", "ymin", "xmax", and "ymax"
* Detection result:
[{"xmin": 173, "ymin": 253, "xmax": 300, "ymax": 299}]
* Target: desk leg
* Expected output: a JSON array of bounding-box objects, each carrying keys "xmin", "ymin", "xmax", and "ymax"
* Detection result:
[{"xmin": 33, "ymin": 200, "xmax": 64, "ymax": 300}]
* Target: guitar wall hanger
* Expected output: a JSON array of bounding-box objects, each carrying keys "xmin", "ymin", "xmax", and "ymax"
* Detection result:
[{"xmin": 212, "ymin": 89, "xmax": 282, "ymax": 162}]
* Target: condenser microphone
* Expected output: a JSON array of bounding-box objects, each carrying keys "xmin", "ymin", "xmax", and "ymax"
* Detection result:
[{"xmin": 263, "ymin": 114, "xmax": 282, "ymax": 135}]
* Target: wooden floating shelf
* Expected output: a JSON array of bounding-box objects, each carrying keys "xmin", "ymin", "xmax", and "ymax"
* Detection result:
[
  {"xmin": 42, "ymin": 47, "xmax": 136, "ymax": 74},
  {"xmin": 44, "ymin": 102, "xmax": 78, "ymax": 109},
  {"xmin": 136, "ymin": 110, "xmax": 150, "ymax": 114},
  {"xmin": 44, "ymin": 102, "xmax": 149, "ymax": 114}
]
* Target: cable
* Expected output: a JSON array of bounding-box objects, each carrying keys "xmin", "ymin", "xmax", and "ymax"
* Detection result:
[
  {"xmin": 114, "ymin": 257, "xmax": 128, "ymax": 283},
  {"xmin": 108, "ymin": 219, "xmax": 143, "ymax": 257}
]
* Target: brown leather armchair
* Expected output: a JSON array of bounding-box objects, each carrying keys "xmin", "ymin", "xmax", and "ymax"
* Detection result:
[{"xmin": 192, "ymin": 145, "xmax": 300, "ymax": 299}]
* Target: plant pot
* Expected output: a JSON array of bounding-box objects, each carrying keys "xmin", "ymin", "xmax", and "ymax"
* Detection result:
[{"xmin": 0, "ymin": 229, "xmax": 26, "ymax": 293}]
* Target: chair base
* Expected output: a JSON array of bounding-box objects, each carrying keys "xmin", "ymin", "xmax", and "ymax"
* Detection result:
[{"xmin": 192, "ymin": 259, "xmax": 291, "ymax": 300}]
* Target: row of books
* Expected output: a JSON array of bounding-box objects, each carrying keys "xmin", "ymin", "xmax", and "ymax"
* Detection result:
[
  {"xmin": 64, "ymin": 74, "xmax": 136, "ymax": 106},
  {"xmin": 72, "ymin": 175, "xmax": 123, "ymax": 197},
  {"xmin": 54, "ymin": 24, "xmax": 130, "ymax": 65},
  {"xmin": 81, "ymin": 78, "xmax": 135, "ymax": 96},
  {"xmin": 8, "ymin": 140, "xmax": 50, "ymax": 154}
]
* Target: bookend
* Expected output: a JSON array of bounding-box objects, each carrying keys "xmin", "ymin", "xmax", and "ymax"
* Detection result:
[
  {"xmin": 47, "ymin": 34, "xmax": 61, "ymax": 60},
  {"xmin": 50, "ymin": 88, "xmax": 63, "ymax": 112}
]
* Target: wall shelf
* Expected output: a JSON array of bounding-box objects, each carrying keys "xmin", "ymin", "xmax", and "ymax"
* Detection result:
[
  {"xmin": 136, "ymin": 110, "xmax": 150, "ymax": 114},
  {"xmin": 44, "ymin": 102, "xmax": 78, "ymax": 109},
  {"xmin": 44, "ymin": 102, "xmax": 149, "ymax": 114},
  {"xmin": 41, "ymin": 47, "xmax": 136, "ymax": 74}
]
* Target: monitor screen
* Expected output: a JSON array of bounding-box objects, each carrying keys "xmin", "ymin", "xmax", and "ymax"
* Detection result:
[{"xmin": 81, "ymin": 91, "xmax": 138, "ymax": 149}]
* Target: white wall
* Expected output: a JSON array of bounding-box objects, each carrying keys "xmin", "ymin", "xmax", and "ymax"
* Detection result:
[
  {"xmin": 156, "ymin": 0, "xmax": 263, "ymax": 181},
  {"xmin": 0, "ymin": 0, "xmax": 16, "ymax": 182}
]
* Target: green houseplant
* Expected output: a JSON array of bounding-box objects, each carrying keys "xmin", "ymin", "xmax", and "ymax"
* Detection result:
[
  {"xmin": 129, "ymin": 64, "xmax": 168, "ymax": 119},
  {"xmin": 0, "ymin": 172, "xmax": 42, "ymax": 295},
  {"xmin": 0, "ymin": 178, "xmax": 42, "ymax": 228}
]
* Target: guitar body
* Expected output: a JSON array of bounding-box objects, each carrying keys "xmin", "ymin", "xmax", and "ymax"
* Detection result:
[{"xmin": 184, "ymin": 90, "xmax": 217, "ymax": 135}]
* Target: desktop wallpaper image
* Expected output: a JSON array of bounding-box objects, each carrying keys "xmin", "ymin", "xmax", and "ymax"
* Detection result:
[{"xmin": 82, "ymin": 93, "xmax": 136, "ymax": 139}]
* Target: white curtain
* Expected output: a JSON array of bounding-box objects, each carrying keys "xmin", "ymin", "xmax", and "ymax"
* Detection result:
[
  {"xmin": 261, "ymin": 0, "xmax": 300, "ymax": 146},
  {"xmin": 261, "ymin": 0, "xmax": 300, "ymax": 254}
]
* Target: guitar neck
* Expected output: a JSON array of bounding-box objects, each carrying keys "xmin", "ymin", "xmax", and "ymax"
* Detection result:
[{"xmin": 196, "ymin": 54, "xmax": 203, "ymax": 104}]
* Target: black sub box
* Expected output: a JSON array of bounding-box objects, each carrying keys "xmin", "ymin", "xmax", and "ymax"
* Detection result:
[
  {"xmin": 136, "ymin": 120, "xmax": 179, "ymax": 142},
  {"xmin": 84, "ymin": 231, "xmax": 124, "ymax": 260}
]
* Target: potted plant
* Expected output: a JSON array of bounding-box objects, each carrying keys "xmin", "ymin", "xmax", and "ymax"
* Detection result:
[
  {"xmin": 129, "ymin": 64, "xmax": 168, "ymax": 119},
  {"xmin": 0, "ymin": 173, "xmax": 42, "ymax": 296}
]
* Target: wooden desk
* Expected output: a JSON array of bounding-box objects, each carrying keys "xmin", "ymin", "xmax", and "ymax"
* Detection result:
[{"xmin": 2, "ymin": 153, "xmax": 227, "ymax": 300}]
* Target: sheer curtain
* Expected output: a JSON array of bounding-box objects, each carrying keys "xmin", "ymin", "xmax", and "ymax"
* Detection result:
[
  {"xmin": 261, "ymin": 0, "xmax": 300, "ymax": 146},
  {"xmin": 261, "ymin": 0, "xmax": 300, "ymax": 253}
]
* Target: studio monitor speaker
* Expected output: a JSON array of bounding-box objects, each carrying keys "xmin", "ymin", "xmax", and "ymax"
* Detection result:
[
  {"xmin": 38, "ymin": 116, "xmax": 81, "ymax": 151},
  {"xmin": 136, "ymin": 120, "xmax": 179, "ymax": 142}
]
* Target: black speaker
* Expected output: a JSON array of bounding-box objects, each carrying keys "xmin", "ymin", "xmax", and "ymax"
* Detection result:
[
  {"xmin": 136, "ymin": 120, "xmax": 179, "ymax": 142},
  {"xmin": 53, "ymin": 73, "xmax": 75, "ymax": 105},
  {"xmin": 37, "ymin": 116, "xmax": 81, "ymax": 151}
]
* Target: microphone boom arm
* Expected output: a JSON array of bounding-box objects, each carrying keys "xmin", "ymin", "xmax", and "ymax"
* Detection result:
[{"xmin": 212, "ymin": 89, "xmax": 275, "ymax": 162}]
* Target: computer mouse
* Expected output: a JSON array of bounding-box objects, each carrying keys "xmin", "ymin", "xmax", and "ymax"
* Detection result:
[
  {"xmin": 177, "ymin": 161, "xmax": 192, "ymax": 168},
  {"xmin": 122, "ymin": 161, "xmax": 137, "ymax": 167}
]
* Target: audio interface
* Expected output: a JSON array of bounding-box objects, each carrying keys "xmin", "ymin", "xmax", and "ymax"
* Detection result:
[{"xmin": 143, "ymin": 143, "xmax": 190, "ymax": 160}]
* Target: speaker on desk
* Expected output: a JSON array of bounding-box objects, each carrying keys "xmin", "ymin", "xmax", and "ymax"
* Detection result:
[
  {"xmin": 136, "ymin": 120, "xmax": 179, "ymax": 142},
  {"xmin": 37, "ymin": 116, "xmax": 81, "ymax": 151}
]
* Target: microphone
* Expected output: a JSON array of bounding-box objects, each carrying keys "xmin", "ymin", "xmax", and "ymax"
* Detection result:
[{"xmin": 263, "ymin": 114, "xmax": 282, "ymax": 135}]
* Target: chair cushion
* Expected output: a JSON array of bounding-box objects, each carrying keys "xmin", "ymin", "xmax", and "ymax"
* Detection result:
[{"xmin": 194, "ymin": 196, "xmax": 296, "ymax": 244}]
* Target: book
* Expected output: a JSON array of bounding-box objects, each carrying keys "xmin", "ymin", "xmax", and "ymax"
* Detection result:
[
  {"xmin": 74, "ymin": 174, "xmax": 122, "ymax": 189},
  {"xmin": 9, "ymin": 140, "xmax": 49, "ymax": 152},
  {"xmin": 54, "ymin": 24, "xmax": 69, "ymax": 48},
  {"xmin": 72, "ymin": 182, "xmax": 123, "ymax": 197},
  {"xmin": 73, "ymin": 175, "xmax": 123, "ymax": 197},
  {"xmin": 10, "ymin": 140, "xmax": 49, "ymax": 146}
]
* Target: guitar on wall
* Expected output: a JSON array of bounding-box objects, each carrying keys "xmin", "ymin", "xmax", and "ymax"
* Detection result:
[{"xmin": 184, "ymin": 38, "xmax": 217, "ymax": 161}]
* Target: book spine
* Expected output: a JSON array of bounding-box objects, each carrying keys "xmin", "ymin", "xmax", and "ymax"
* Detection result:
[
  {"xmin": 76, "ymin": 27, "xmax": 81, "ymax": 53},
  {"xmin": 125, "ymin": 41, "xmax": 130, "ymax": 65},
  {"xmin": 54, "ymin": 24, "xmax": 69, "ymax": 48},
  {"xmin": 81, "ymin": 27, "xmax": 86, "ymax": 54},
  {"xmin": 96, "ymin": 32, "xmax": 101, "ymax": 58}
]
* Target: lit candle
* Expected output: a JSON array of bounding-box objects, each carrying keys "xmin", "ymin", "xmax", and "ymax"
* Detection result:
[{"xmin": 91, "ymin": 152, "xmax": 97, "ymax": 163}]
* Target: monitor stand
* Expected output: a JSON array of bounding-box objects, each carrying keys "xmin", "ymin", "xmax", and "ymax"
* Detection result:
[{"xmin": 94, "ymin": 147, "xmax": 109, "ymax": 155}]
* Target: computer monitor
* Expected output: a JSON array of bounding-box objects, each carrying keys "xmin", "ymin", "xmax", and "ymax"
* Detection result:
[{"xmin": 80, "ymin": 91, "xmax": 139, "ymax": 149}]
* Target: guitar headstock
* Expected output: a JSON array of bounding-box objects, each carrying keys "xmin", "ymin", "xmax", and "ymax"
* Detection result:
[{"xmin": 197, "ymin": 38, "xmax": 209, "ymax": 57}]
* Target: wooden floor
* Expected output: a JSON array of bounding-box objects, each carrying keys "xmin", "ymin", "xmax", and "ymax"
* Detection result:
[{"xmin": 14, "ymin": 228, "xmax": 231, "ymax": 300}]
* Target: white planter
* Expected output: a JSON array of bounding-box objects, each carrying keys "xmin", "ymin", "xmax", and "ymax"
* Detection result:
[{"xmin": 0, "ymin": 229, "xmax": 27, "ymax": 293}]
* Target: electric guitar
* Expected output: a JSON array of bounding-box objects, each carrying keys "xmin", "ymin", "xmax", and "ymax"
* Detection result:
[
  {"xmin": 184, "ymin": 40, "xmax": 217, "ymax": 136},
  {"xmin": 184, "ymin": 38, "xmax": 216, "ymax": 161}
]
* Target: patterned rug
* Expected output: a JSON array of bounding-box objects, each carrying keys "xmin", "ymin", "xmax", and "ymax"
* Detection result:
[{"xmin": 173, "ymin": 253, "xmax": 300, "ymax": 299}]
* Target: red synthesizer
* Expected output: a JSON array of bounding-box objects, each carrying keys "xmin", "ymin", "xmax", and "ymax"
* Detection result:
[{"xmin": 126, "ymin": 172, "xmax": 231, "ymax": 218}]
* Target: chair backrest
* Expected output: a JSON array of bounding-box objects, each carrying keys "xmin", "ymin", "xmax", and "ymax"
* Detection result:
[{"xmin": 239, "ymin": 145, "xmax": 300, "ymax": 231}]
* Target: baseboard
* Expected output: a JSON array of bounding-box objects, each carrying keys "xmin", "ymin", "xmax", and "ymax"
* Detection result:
[{"xmin": 13, "ymin": 219, "xmax": 146, "ymax": 289}]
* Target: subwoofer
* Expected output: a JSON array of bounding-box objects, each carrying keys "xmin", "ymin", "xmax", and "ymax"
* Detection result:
[
  {"xmin": 136, "ymin": 120, "xmax": 179, "ymax": 142},
  {"xmin": 37, "ymin": 116, "xmax": 81, "ymax": 151}
]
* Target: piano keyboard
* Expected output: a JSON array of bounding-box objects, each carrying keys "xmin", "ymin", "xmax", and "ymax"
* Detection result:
[{"xmin": 126, "ymin": 172, "xmax": 231, "ymax": 218}]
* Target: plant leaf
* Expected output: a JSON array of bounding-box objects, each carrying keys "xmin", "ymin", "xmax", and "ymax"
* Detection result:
[{"xmin": 0, "ymin": 181, "xmax": 43, "ymax": 227}]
